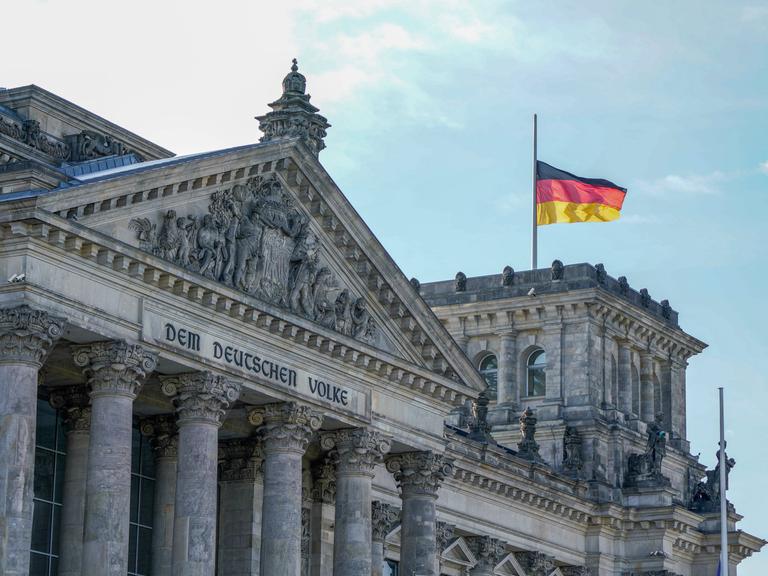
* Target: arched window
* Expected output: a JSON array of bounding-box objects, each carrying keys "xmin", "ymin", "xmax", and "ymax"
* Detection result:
[
  {"xmin": 526, "ymin": 349, "xmax": 547, "ymax": 397},
  {"xmin": 478, "ymin": 354, "xmax": 498, "ymax": 400}
]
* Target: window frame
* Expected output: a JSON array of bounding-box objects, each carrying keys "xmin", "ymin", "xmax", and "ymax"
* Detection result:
[
  {"xmin": 478, "ymin": 353, "xmax": 499, "ymax": 400},
  {"xmin": 525, "ymin": 348, "xmax": 547, "ymax": 398}
]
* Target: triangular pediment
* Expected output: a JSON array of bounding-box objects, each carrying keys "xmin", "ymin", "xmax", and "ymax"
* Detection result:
[
  {"xmin": 442, "ymin": 536, "xmax": 475, "ymax": 566},
  {"xmin": 496, "ymin": 553, "xmax": 526, "ymax": 576},
  {"xmin": 34, "ymin": 140, "xmax": 485, "ymax": 393}
]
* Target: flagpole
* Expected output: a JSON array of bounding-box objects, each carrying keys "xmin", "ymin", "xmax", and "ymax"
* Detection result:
[
  {"xmin": 719, "ymin": 387, "xmax": 728, "ymax": 575},
  {"xmin": 532, "ymin": 113, "xmax": 538, "ymax": 270}
]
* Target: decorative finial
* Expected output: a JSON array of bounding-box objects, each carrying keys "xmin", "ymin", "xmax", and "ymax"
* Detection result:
[{"xmin": 291, "ymin": 58, "xmax": 298, "ymax": 72}]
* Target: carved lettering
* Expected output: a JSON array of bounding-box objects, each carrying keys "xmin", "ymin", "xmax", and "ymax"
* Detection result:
[{"xmin": 164, "ymin": 322, "xmax": 200, "ymax": 351}]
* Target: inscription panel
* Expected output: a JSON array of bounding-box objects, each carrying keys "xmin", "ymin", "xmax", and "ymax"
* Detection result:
[{"xmin": 142, "ymin": 310, "xmax": 369, "ymax": 419}]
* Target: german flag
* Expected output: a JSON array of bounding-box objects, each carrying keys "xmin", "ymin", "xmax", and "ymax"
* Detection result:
[{"xmin": 536, "ymin": 161, "xmax": 627, "ymax": 225}]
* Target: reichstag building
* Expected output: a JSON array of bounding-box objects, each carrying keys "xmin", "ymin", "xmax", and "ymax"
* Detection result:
[{"xmin": 0, "ymin": 61, "xmax": 763, "ymax": 576}]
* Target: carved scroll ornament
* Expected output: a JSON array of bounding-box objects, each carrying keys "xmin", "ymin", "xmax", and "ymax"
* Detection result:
[{"xmin": 130, "ymin": 175, "xmax": 377, "ymax": 344}]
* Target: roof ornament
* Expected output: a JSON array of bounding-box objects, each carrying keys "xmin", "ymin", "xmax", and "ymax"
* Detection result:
[{"xmin": 256, "ymin": 58, "xmax": 330, "ymax": 157}]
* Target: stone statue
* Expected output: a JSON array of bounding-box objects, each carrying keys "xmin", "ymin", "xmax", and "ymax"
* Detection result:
[
  {"xmin": 409, "ymin": 277, "xmax": 421, "ymax": 293},
  {"xmin": 563, "ymin": 427, "xmax": 584, "ymax": 476},
  {"xmin": 501, "ymin": 265, "xmax": 514, "ymax": 286},
  {"xmin": 625, "ymin": 413, "xmax": 669, "ymax": 487},
  {"xmin": 640, "ymin": 288, "xmax": 651, "ymax": 308},
  {"xmin": 129, "ymin": 174, "xmax": 377, "ymax": 343},
  {"xmin": 661, "ymin": 299, "xmax": 672, "ymax": 319},
  {"xmin": 690, "ymin": 443, "xmax": 736, "ymax": 513},
  {"xmin": 618, "ymin": 276, "xmax": 629, "ymax": 295},
  {"xmin": 517, "ymin": 407, "xmax": 542, "ymax": 461},
  {"xmin": 595, "ymin": 263, "xmax": 607, "ymax": 284},
  {"xmin": 551, "ymin": 259, "xmax": 564, "ymax": 280},
  {"xmin": 455, "ymin": 271, "xmax": 467, "ymax": 292},
  {"xmin": 467, "ymin": 391, "xmax": 494, "ymax": 443}
]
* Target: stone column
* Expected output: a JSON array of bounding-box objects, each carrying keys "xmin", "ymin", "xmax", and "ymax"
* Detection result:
[
  {"xmin": 48, "ymin": 385, "xmax": 91, "ymax": 576},
  {"xmin": 639, "ymin": 352, "xmax": 655, "ymax": 422},
  {"xmin": 496, "ymin": 329, "xmax": 517, "ymax": 406},
  {"xmin": 217, "ymin": 437, "xmax": 263, "ymax": 576},
  {"xmin": 248, "ymin": 402, "xmax": 323, "ymax": 576},
  {"xmin": 0, "ymin": 306, "xmax": 63, "ymax": 576},
  {"xmin": 385, "ymin": 452, "xmax": 454, "ymax": 576},
  {"xmin": 309, "ymin": 454, "xmax": 336, "ymax": 576},
  {"xmin": 617, "ymin": 341, "xmax": 632, "ymax": 416},
  {"xmin": 72, "ymin": 340, "xmax": 156, "ymax": 576},
  {"xmin": 161, "ymin": 371, "xmax": 241, "ymax": 576},
  {"xmin": 371, "ymin": 502, "xmax": 399, "ymax": 576},
  {"xmin": 466, "ymin": 536, "xmax": 506, "ymax": 576},
  {"xmin": 321, "ymin": 428, "xmax": 391, "ymax": 576},
  {"xmin": 671, "ymin": 358, "xmax": 688, "ymax": 442},
  {"xmin": 140, "ymin": 415, "xmax": 179, "ymax": 576}
]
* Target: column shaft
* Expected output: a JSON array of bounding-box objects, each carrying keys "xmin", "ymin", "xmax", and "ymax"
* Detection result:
[
  {"xmin": 152, "ymin": 455, "xmax": 177, "ymax": 575},
  {"xmin": 640, "ymin": 352, "xmax": 655, "ymax": 422},
  {"xmin": 371, "ymin": 541, "xmax": 385, "ymax": 576},
  {"xmin": 162, "ymin": 371, "xmax": 240, "ymax": 576},
  {"xmin": 497, "ymin": 331, "xmax": 517, "ymax": 406},
  {"xmin": 617, "ymin": 342, "xmax": 632, "ymax": 415},
  {"xmin": 0, "ymin": 305, "xmax": 63, "ymax": 576},
  {"xmin": 371, "ymin": 501, "xmax": 399, "ymax": 576},
  {"xmin": 0, "ymin": 363, "xmax": 40, "ymax": 576},
  {"xmin": 57, "ymin": 427, "xmax": 89, "ymax": 576},
  {"xmin": 249, "ymin": 402, "xmax": 322, "ymax": 576}
]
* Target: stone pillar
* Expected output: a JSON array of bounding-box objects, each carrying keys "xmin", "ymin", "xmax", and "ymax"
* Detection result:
[
  {"xmin": 0, "ymin": 306, "xmax": 63, "ymax": 576},
  {"xmin": 543, "ymin": 321, "xmax": 563, "ymax": 402},
  {"xmin": 248, "ymin": 402, "xmax": 323, "ymax": 576},
  {"xmin": 309, "ymin": 454, "xmax": 336, "ymax": 576},
  {"xmin": 72, "ymin": 340, "xmax": 156, "ymax": 576},
  {"xmin": 617, "ymin": 341, "xmax": 632, "ymax": 415},
  {"xmin": 140, "ymin": 415, "xmax": 179, "ymax": 576},
  {"xmin": 321, "ymin": 428, "xmax": 391, "ymax": 576},
  {"xmin": 496, "ymin": 329, "xmax": 517, "ymax": 406},
  {"xmin": 161, "ymin": 371, "xmax": 241, "ymax": 576},
  {"xmin": 371, "ymin": 502, "xmax": 399, "ymax": 576},
  {"xmin": 671, "ymin": 358, "xmax": 688, "ymax": 441},
  {"xmin": 385, "ymin": 452, "xmax": 454, "ymax": 576},
  {"xmin": 466, "ymin": 536, "xmax": 506, "ymax": 576},
  {"xmin": 48, "ymin": 385, "xmax": 91, "ymax": 576},
  {"xmin": 217, "ymin": 437, "xmax": 263, "ymax": 576},
  {"xmin": 640, "ymin": 352, "xmax": 655, "ymax": 422}
]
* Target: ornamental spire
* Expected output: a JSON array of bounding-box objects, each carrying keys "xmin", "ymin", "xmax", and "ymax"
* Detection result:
[{"xmin": 256, "ymin": 58, "xmax": 331, "ymax": 157}]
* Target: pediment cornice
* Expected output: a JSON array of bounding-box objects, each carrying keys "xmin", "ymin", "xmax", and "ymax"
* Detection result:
[{"xmin": 26, "ymin": 140, "xmax": 486, "ymax": 393}]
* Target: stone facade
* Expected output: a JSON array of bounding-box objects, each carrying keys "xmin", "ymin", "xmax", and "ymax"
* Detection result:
[{"xmin": 0, "ymin": 62, "xmax": 763, "ymax": 576}]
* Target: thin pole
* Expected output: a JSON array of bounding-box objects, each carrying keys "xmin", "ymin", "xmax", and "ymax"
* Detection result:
[
  {"xmin": 532, "ymin": 113, "xmax": 538, "ymax": 270},
  {"xmin": 719, "ymin": 387, "xmax": 728, "ymax": 575}
]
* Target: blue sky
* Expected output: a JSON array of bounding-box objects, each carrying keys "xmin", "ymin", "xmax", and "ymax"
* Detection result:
[{"xmin": 7, "ymin": 0, "xmax": 768, "ymax": 572}]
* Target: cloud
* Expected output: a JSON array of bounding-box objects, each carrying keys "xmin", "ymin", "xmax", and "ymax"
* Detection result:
[
  {"xmin": 759, "ymin": 161, "xmax": 768, "ymax": 174},
  {"xmin": 634, "ymin": 171, "xmax": 728, "ymax": 196}
]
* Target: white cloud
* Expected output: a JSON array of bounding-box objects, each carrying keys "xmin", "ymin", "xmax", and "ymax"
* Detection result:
[
  {"xmin": 759, "ymin": 161, "xmax": 768, "ymax": 174},
  {"xmin": 634, "ymin": 171, "xmax": 727, "ymax": 196}
]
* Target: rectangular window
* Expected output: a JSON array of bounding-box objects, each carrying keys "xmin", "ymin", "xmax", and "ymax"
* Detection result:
[
  {"xmin": 385, "ymin": 559, "xmax": 399, "ymax": 576},
  {"xmin": 30, "ymin": 399, "xmax": 67, "ymax": 576},
  {"xmin": 128, "ymin": 426, "xmax": 155, "ymax": 576}
]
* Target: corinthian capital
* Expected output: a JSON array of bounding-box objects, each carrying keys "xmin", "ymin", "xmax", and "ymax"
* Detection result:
[
  {"xmin": 49, "ymin": 385, "xmax": 91, "ymax": 432},
  {"xmin": 320, "ymin": 428, "xmax": 391, "ymax": 477},
  {"xmin": 0, "ymin": 305, "xmax": 65, "ymax": 366},
  {"xmin": 248, "ymin": 402, "xmax": 323, "ymax": 454},
  {"xmin": 310, "ymin": 454, "xmax": 337, "ymax": 504},
  {"xmin": 219, "ymin": 437, "xmax": 263, "ymax": 482},
  {"xmin": 160, "ymin": 371, "xmax": 240, "ymax": 426},
  {"xmin": 371, "ymin": 501, "xmax": 400, "ymax": 542},
  {"xmin": 385, "ymin": 451, "xmax": 454, "ymax": 497},
  {"xmin": 72, "ymin": 340, "xmax": 157, "ymax": 399},
  {"xmin": 466, "ymin": 535, "xmax": 506, "ymax": 570},
  {"xmin": 140, "ymin": 415, "xmax": 178, "ymax": 458},
  {"xmin": 515, "ymin": 551, "xmax": 556, "ymax": 576},
  {"xmin": 436, "ymin": 521, "xmax": 456, "ymax": 552}
]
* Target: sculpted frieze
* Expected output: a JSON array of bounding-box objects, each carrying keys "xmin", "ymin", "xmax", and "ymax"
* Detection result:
[
  {"xmin": 130, "ymin": 174, "xmax": 377, "ymax": 344},
  {"xmin": 0, "ymin": 115, "xmax": 70, "ymax": 160}
]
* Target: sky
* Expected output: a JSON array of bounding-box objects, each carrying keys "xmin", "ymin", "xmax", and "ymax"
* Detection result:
[{"xmin": 5, "ymin": 0, "xmax": 768, "ymax": 572}]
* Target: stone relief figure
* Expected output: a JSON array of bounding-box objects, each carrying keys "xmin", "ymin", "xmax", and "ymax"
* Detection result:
[
  {"xmin": 455, "ymin": 271, "xmax": 467, "ymax": 292},
  {"xmin": 501, "ymin": 265, "xmax": 514, "ymax": 286},
  {"xmin": 563, "ymin": 426, "xmax": 584, "ymax": 476},
  {"xmin": 551, "ymin": 259, "xmax": 564, "ymax": 280},
  {"xmin": 129, "ymin": 174, "xmax": 377, "ymax": 344}
]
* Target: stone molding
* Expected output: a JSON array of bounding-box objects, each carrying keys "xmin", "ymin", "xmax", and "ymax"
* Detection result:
[
  {"xmin": 310, "ymin": 453, "xmax": 337, "ymax": 504},
  {"xmin": 248, "ymin": 402, "xmax": 323, "ymax": 454},
  {"xmin": 385, "ymin": 451, "xmax": 454, "ymax": 497},
  {"xmin": 320, "ymin": 427, "xmax": 391, "ymax": 477},
  {"xmin": 72, "ymin": 340, "xmax": 157, "ymax": 399},
  {"xmin": 0, "ymin": 305, "xmax": 65, "ymax": 367},
  {"xmin": 160, "ymin": 371, "xmax": 240, "ymax": 426},
  {"xmin": 371, "ymin": 501, "xmax": 400, "ymax": 543},
  {"xmin": 140, "ymin": 415, "xmax": 179, "ymax": 458},
  {"xmin": 218, "ymin": 437, "xmax": 263, "ymax": 482},
  {"xmin": 466, "ymin": 535, "xmax": 506, "ymax": 570},
  {"xmin": 48, "ymin": 385, "xmax": 91, "ymax": 432},
  {"xmin": 8, "ymin": 215, "xmax": 475, "ymax": 407},
  {"xmin": 436, "ymin": 521, "xmax": 456, "ymax": 552}
]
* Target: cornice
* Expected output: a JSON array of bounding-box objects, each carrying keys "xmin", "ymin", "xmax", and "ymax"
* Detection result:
[{"xmin": 0, "ymin": 210, "xmax": 476, "ymax": 410}]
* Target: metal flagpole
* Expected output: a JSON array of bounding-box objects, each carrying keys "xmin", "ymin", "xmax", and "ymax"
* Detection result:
[
  {"xmin": 532, "ymin": 113, "xmax": 538, "ymax": 270},
  {"xmin": 719, "ymin": 387, "xmax": 728, "ymax": 575}
]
